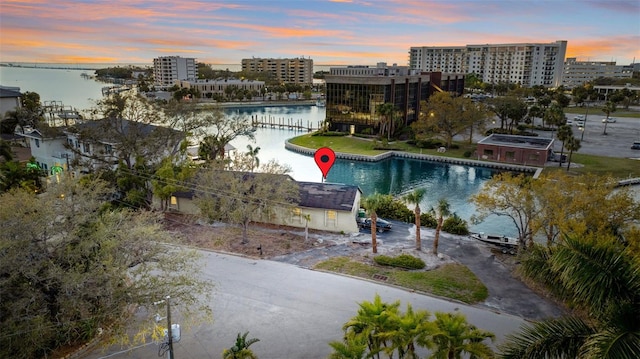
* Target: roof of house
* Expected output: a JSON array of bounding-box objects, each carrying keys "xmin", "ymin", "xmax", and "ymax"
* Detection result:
[
  {"xmin": 172, "ymin": 173, "xmax": 361, "ymax": 212},
  {"xmin": 0, "ymin": 87, "xmax": 22, "ymax": 98},
  {"xmin": 477, "ymin": 134, "xmax": 554, "ymax": 151},
  {"xmin": 67, "ymin": 118, "xmax": 182, "ymax": 144},
  {"xmin": 298, "ymin": 181, "xmax": 361, "ymax": 212}
]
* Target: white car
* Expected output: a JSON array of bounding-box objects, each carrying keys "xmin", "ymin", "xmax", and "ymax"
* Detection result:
[
  {"xmin": 602, "ymin": 117, "xmax": 616, "ymax": 123},
  {"xmin": 575, "ymin": 120, "xmax": 585, "ymax": 127},
  {"xmin": 574, "ymin": 115, "xmax": 585, "ymax": 121}
]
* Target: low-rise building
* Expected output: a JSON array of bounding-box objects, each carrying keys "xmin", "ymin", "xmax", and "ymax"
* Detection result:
[
  {"xmin": 476, "ymin": 134, "xmax": 554, "ymax": 167},
  {"xmin": 325, "ymin": 62, "xmax": 464, "ymax": 134},
  {"xmin": 160, "ymin": 178, "xmax": 362, "ymax": 234},
  {"xmin": 0, "ymin": 86, "xmax": 22, "ymax": 118}
]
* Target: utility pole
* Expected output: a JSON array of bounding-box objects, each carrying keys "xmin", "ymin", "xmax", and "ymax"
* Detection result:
[{"xmin": 166, "ymin": 296, "xmax": 174, "ymax": 359}]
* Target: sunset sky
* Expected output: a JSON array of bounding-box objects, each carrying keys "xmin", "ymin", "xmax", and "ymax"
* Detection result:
[{"xmin": 1, "ymin": 0, "xmax": 638, "ymax": 66}]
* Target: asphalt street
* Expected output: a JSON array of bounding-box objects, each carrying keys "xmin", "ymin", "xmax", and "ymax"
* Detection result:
[{"xmin": 83, "ymin": 250, "xmax": 526, "ymax": 359}]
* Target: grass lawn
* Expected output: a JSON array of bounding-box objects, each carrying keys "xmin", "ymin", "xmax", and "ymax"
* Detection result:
[
  {"xmin": 289, "ymin": 133, "xmax": 640, "ymax": 179},
  {"xmin": 314, "ymin": 257, "xmax": 488, "ymax": 304}
]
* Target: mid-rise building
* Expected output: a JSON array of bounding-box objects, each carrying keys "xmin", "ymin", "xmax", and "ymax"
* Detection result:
[
  {"xmin": 410, "ymin": 40, "xmax": 567, "ymax": 88},
  {"xmin": 325, "ymin": 62, "xmax": 464, "ymax": 134},
  {"xmin": 562, "ymin": 58, "xmax": 633, "ymax": 88},
  {"xmin": 153, "ymin": 56, "xmax": 197, "ymax": 88},
  {"xmin": 241, "ymin": 57, "xmax": 313, "ymax": 85},
  {"xmin": 176, "ymin": 79, "xmax": 265, "ymax": 100}
]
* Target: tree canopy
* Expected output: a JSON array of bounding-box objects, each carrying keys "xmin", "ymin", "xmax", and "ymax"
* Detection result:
[{"xmin": 0, "ymin": 177, "xmax": 212, "ymax": 358}]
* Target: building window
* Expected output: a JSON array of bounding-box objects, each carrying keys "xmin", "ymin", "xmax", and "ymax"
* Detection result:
[
  {"xmin": 528, "ymin": 153, "xmax": 539, "ymax": 161},
  {"xmin": 506, "ymin": 151, "xmax": 515, "ymax": 160},
  {"xmin": 325, "ymin": 210, "xmax": 337, "ymax": 226},
  {"xmin": 292, "ymin": 207, "xmax": 302, "ymax": 222},
  {"xmin": 35, "ymin": 139, "xmax": 40, "ymax": 148},
  {"xmin": 83, "ymin": 142, "xmax": 91, "ymax": 153},
  {"xmin": 483, "ymin": 149, "xmax": 493, "ymax": 156}
]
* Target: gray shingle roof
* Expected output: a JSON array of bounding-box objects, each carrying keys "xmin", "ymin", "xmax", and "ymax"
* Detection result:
[{"xmin": 298, "ymin": 181, "xmax": 360, "ymax": 212}]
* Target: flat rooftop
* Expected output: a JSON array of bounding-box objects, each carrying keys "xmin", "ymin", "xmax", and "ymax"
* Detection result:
[{"xmin": 477, "ymin": 134, "xmax": 554, "ymax": 150}]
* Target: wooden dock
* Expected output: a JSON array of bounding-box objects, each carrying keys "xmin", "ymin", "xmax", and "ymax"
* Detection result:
[{"xmin": 250, "ymin": 115, "xmax": 322, "ymax": 132}]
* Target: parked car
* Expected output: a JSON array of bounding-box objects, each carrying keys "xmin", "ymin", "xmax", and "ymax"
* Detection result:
[
  {"xmin": 632, "ymin": 141, "xmax": 640, "ymax": 150},
  {"xmin": 575, "ymin": 120, "xmax": 585, "ymax": 127},
  {"xmin": 359, "ymin": 218, "xmax": 392, "ymax": 233},
  {"xmin": 574, "ymin": 115, "xmax": 585, "ymax": 121},
  {"xmin": 602, "ymin": 117, "xmax": 617, "ymax": 123},
  {"xmin": 565, "ymin": 119, "xmax": 574, "ymax": 125}
]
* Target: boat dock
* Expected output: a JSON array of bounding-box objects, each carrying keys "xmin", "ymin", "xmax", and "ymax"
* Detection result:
[{"xmin": 250, "ymin": 115, "xmax": 322, "ymax": 132}]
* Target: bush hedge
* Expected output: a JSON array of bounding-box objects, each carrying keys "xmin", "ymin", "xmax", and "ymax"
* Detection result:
[
  {"xmin": 374, "ymin": 254, "xmax": 426, "ymax": 269},
  {"xmin": 442, "ymin": 213, "xmax": 470, "ymax": 235}
]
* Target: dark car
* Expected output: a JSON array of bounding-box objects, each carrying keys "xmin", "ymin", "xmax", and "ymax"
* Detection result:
[
  {"xmin": 632, "ymin": 142, "xmax": 640, "ymax": 150},
  {"xmin": 359, "ymin": 218, "xmax": 392, "ymax": 233}
]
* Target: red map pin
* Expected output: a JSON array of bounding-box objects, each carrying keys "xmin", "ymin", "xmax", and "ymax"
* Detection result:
[{"xmin": 314, "ymin": 147, "xmax": 336, "ymax": 179}]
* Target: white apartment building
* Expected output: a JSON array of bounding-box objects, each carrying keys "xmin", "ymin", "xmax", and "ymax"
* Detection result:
[
  {"xmin": 562, "ymin": 58, "xmax": 633, "ymax": 88},
  {"xmin": 241, "ymin": 57, "xmax": 313, "ymax": 84},
  {"xmin": 153, "ymin": 56, "xmax": 197, "ymax": 88},
  {"xmin": 410, "ymin": 40, "xmax": 568, "ymax": 88}
]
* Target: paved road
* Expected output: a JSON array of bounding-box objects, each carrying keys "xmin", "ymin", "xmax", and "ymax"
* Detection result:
[{"xmin": 84, "ymin": 250, "xmax": 525, "ymax": 359}]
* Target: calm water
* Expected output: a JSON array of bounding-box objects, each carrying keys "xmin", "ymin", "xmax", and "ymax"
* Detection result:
[{"xmin": 1, "ymin": 65, "xmax": 515, "ymax": 235}]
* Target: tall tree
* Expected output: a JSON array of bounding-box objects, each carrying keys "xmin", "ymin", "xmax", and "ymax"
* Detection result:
[
  {"xmin": 0, "ymin": 178, "xmax": 212, "ymax": 358},
  {"xmin": 197, "ymin": 106, "xmax": 255, "ymax": 161},
  {"xmin": 487, "ymin": 96, "xmax": 527, "ymax": 133},
  {"xmin": 412, "ymin": 93, "xmax": 474, "ymax": 147},
  {"xmin": 500, "ymin": 236, "xmax": 640, "ymax": 359},
  {"xmin": 556, "ymin": 124, "xmax": 573, "ymax": 168},
  {"xmin": 432, "ymin": 198, "xmax": 451, "ymax": 255},
  {"xmin": 376, "ymin": 102, "xmax": 396, "ymax": 140},
  {"xmin": 195, "ymin": 165, "xmax": 299, "ymax": 244},
  {"xmin": 565, "ymin": 136, "xmax": 581, "ymax": 171},
  {"xmin": 246, "ymin": 144, "xmax": 261, "ymax": 172},
  {"xmin": 471, "ymin": 173, "xmax": 538, "ymax": 249},
  {"xmin": 601, "ymin": 101, "xmax": 616, "ymax": 135},
  {"xmin": 404, "ymin": 188, "xmax": 427, "ymax": 251},
  {"xmin": 362, "ymin": 193, "xmax": 385, "ymax": 253}
]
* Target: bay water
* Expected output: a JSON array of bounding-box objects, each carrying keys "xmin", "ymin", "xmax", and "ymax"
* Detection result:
[{"xmin": 1, "ymin": 65, "xmax": 514, "ymax": 236}]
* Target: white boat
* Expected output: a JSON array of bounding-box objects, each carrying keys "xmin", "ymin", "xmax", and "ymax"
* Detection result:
[{"xmin": 470, "ymin": 232, "xmax": 519, "ymax": 254}]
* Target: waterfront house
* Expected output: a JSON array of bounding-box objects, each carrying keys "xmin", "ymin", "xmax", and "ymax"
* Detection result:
[
  {"xmin": 158, "ymin": 177, "xmax": 362, "ymax": 234},
  {"xmin": 0, "ymin": 86, "xmax": 22, "ymax": 118},
  {"xmin": 19, "ymin": 126, "xmax": 69, "ymax": 175},
  {"xmin": 476, "ymin": 134, "xmax": 554, "ymax": 167}
]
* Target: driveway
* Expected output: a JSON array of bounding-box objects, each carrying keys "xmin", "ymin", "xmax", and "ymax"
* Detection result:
[{"xmin": 274, "ymin": 219, "xmax": 564, "ymax": 321}]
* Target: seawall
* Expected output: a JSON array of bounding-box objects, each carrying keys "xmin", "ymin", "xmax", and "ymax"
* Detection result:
[{"xmin": 285, "ymin": 140, "xmax": 542, "ymax": 176}]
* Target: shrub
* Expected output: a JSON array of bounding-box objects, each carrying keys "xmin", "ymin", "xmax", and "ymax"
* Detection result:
[
  {"xmin": 415, "ymin": 139, "xmax": 444, "ymax": 149},
  {"xmin": 463, "ymin": 150, "xmax": 472, "ymax": 158},
  {"xmin": 374, "ymin": 254, "xmax": 426, "ymax": 269},
  {"xmin": 449, "ymin": 144, "xmax": 460, "ymax": 150},
  {"xmin": 420, "ymin": 212, "xmax": 438, "ymax": 228},
  {"xmin": 362, "ymin": 194, "xmax": 414, "ymax": 222},
  {"xmin": 311, "ymin": 131, "xmax": 346, "ymax": 137},
  {"xmin": 442, "ymin": 213, "xmax": 470, "ymax": 235}
]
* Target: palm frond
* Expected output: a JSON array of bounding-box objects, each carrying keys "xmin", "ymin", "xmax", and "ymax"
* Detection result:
[
  {"xmin": 582, "ymin": 326, "xmax": 640, "ymax": 359},
  {"xmin": 498, "ymin": 316, "xmax": 595, "ymax": 359}
]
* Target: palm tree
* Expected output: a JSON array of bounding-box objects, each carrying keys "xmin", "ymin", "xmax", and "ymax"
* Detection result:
[
  {"xmin": 499, "ymin": 237, "xmax": 640, "ymax": 358},
  {"xmin": 404, "ymin": 188, "xmax": 427, "ymax": 251},
  {"xmin": 602, "ymin": 101, "xmax": 616, "ymax": 135},
  {"xmin": 246, "ymin": 144, "xmax": 260, "ymax": 171},
  {"xmin": 302, "ymin": 213, "xmax": 311, "ymax": 241},
  {"xmin": 343, "ymin": 294, "xmax": 401, "ymax": 359},
  {"xmin": 432, "ymin": 198, "xmax": 451, "ymax": 255},
  {"xmin": 556, "ymin": 124, "xmax": 573, "ymax": 168},
  {"xmin": 328, "ymin": 334, "xmax": 368, "ymax": 359},
  {"xmin": 565, "ymin": 136, "xmax": 581, "ymax": 171},
  {"xmin": 222, "ymin": 332, "xmax": 260, "ymax": 359},
  {"xmin": 376, "ymin": 103, "xmax": 395, "ymax": 140},
  {"xmin": 430, "ymin": 312, "xmax": 495, "ymax": 359},
  {"xmin": 362, "ymin": 193, "xmax": 384, "ymax": 253},
  {"xmin": 382, "ymin": 303, "xmax": 435, "ymax": 359}
]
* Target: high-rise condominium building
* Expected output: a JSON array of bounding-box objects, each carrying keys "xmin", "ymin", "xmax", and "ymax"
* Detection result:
[
  {"xmin": 153, "ymin": 56, "xmax": 197, "ymax": 88},
  {"xmin": 241, "ymin": 57, "xmax": 313, "ymax": 85},
  {"xmin": 562, "ymin": 58, "xmax": 633, "ymax": 88},
  {"xmin": 409, "ymin": 40, "xmax": 567, "ymax": 88}
]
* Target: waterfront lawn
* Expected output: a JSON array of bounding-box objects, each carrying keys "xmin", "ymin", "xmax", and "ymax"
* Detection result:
[
  {"xmin": 289, "ymin": 133, "xmax": 477, "ymax": 158},
  {"xmin": 314, "ymin": 257, "xmax": 488, "ymax": 304},
  {"xmin": 544, "ymin": 154, "xmax": 640, "ymax": 178}
]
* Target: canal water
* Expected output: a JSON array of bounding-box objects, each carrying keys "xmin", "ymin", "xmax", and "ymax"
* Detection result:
[{"xmin": 1, "ymin": 65, "xmax": 515, "ymax": 236}]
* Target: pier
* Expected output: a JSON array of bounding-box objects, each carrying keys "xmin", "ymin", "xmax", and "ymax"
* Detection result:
[{"xmin": 251, "ymin": 115, "xmax": 322, "ymax": 132}]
